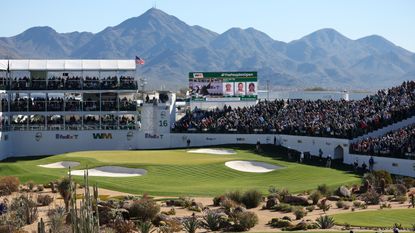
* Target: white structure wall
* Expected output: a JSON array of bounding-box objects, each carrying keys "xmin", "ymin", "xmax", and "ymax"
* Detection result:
[{"xmin": 344, "ymin": 153, "xmax": 415, "ymax": 177}]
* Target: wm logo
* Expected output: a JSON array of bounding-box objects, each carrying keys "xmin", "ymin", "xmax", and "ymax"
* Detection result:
[{"xmin": 93, "ymin": 133, "xmax": 112, "ymax": 139}]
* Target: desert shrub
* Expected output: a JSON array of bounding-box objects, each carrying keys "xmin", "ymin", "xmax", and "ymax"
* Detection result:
[
  {"xmin": 231, "ymin": 211, "xmax": 258, "ymax": 231},
  {"xmin": 36, "ymin": 185, "xmax": 44, "ymax": 192},
  {"xmin": 9, "ymin": 195, "xmax": 38, "ymax": 227},
  {"xmin": 182, "ymin": 216, "xmax": 199, "ymax": 233},
  {"xmin": 353, "ymin": 200, "xmax": 364, "ymax": 208},
  {"xmin": 212, "ymin": 195, "xmax": 225, "ymax": 206},
  {"xmin": 26, "ymin": 180, "xmax": 35, "ymax": 191},
  {"xmin": 225, "ymin": 191, "xmax": 243, "ymax": 204},
  {"xmin": 268, "ymin": 186, "xmax": 279, "ymax": 194},
  {"xmin": 279, "ymin": 189, "xmax": 291, "ymax": 201},
  {"xmin": 158, "ymin": 219, "xmax": 182, "ymax": 233},
  {"xmin": 373, "ymin": 170, "xmax": 393, "ymax": 185},
  {"xmin": 380, "ymin": 202, "xmax": 392, "ymax": 209},
  {"xmin": 293, "ymin": 207, "xmax": 307, "ymax": 220},
  {"xmin": 220, "ymin": 198, "xmax": 238, "ymax": 211},
  {"xmin": 317, "ymin": 184, "xmax": 331, "ymax": 196},
  {"xmin": 187, "ymin": 205, "xmax": 202, "ymax": 212},
  {"xmin": 402, "ymin": 177, "xmax": 415, "ymax": 188},
  {"xmin": 309, "ymin": 191, "xmax": 322, "ymax": 205},
  {"xmin": 112, "ymin": 217, "xmax": 136, "ymax": 233},
  {"xmin": 386, "ymin": 185, "xmax": 398, "ymax": 196},
  {"xmin": 37, "ymin": 194, "xmax": 53, "ymax": 206},
  {"xmin": 274, "ymin": 203, "xmax": 293, "ymax": 212},
  {"xmin": 361, "ymin": 189, "xmax": 380, "ymax": 205},
  {"xmin": 0, "ymin": 176, "xmax": 20, "ymax": 196},
  {"xmin": 336, "ymin": 200, "xmax": 345, "ymax": 208},
  {"xmin": 395, "ymin": 195, "xmax": 407, "ymax": 204},
  {"xmin": 128, "ymin": 197, "xmax": 160, "ymax": 221},
  {"xmin": 48, "ymin": 207, "xmax": 67, "ymax": 233},
  {"xmin": 241, "ymin": 189, "xmax": 262, "ymax": 209},
  {"xmin": 177, "ymin": 197, "xmax": 193, "ymax": 208},
  {"xmin": 316, "ymin": 215, "xmax": 335, "ymax": 229},
  {"xmin": 57, "ymin": 177, "xmax": 71, "ymax": 212},
  {"xmin": 342, "ymin": 202, "xmax": 351, "ymax": 210},
  {"xmin": 395, "ymin": 184, "xmax": 408, "ymax": 196},
  {"xmin": 306, "ymin": 205, "xmax": 315, "ymax": 212},
  {"xmin": 161, "ymin": 208, "xmax": 176, "ymax": 216},
  {"xmin": 317, "ymin": 201, "xmax": 331, "ymax": 213},
  {"xmin": 137, "ymin": 221, "xmax": 155, "ymax": 233},
  {"xmin": 201, "ymin": 210, "xmax": 222, "ymax": 231},
  {"xmin": 268, "ymin": 218, "xmax": 292, "ymax": 228}
]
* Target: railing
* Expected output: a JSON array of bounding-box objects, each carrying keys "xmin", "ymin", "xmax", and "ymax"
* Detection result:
[
  {"xmin": 4, "ymin": 100, "xmax": 137, "ymax": 112},
  {"xmin": 2, "ymin": 79, "xmax": 137, "ymax": 90}
]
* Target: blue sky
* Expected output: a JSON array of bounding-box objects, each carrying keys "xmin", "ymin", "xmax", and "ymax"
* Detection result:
[{"xmin": 1, "ymin": 0, "xmax": 414, "ymax": 51}]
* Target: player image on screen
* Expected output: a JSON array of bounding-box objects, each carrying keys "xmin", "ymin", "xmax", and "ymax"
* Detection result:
[
  {"xmin": 223, "ymin": 82, "xmax": 234, "ymax": 96},
  {"xmin": 236, "ymin": 82, "xmax": 245, "ymax": 95},
  {"xmin": 247, "ymin": 82, "xmax": 257, "ymax": 95}
]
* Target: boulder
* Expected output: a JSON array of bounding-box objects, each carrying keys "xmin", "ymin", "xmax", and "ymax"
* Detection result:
[
  {"xmin": 266, "ymin": 197, "xmax": 280, "ymax": 209},
  {"xmin": 338, "ymin": 186, "xmax": 351, "ymax": 197},
  {"xmin": 283, "ymin": 195, "xmax": 310, "ymax": 205},
  {"xmin": 234, "ymin": 205, "xmax": 247, "ymax": 213},
  {"xmin": 327, "ymin": 195, "xmax": 341, "ymax": 201}
]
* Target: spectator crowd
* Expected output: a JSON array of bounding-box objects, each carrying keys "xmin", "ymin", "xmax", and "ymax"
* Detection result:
[
  {"xmin": 350, "ymin": 124, "xmax": 415, "ymax": 159},
  {"xmin": 0, "ymin": 75, "xmax": 137, "ymax": 90},
  {"xmin": 173, "ymin": 81, "xmax": 415, "ymax": 139}
]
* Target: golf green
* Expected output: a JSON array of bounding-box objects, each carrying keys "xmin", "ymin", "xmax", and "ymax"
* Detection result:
[
  {"xmin": 333, "ymin": 209, "xmax": 415, "ymax": 228},
  {"xmin": 0, "ymin": 147, "xmax": 359, "ymax": 196}
]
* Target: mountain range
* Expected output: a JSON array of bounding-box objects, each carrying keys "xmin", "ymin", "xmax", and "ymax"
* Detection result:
[{"xmin": 1, "ymin": 8, "xmax": 414, "ymax": 91}]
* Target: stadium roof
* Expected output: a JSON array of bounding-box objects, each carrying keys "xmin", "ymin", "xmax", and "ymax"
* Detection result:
[{"xmin": 0, "ymin": 59, "xmax": 136, "ymax": 71}]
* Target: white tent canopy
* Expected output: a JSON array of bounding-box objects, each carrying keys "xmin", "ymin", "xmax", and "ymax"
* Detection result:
[{"xmin": 0, "ymin": 60, "xmax": 136, "ymax": 71}]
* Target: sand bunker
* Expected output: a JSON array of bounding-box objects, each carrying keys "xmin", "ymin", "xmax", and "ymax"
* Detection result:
[
  {"xmin": 225, "ymin": 161, "xmax": 281, "ymax": 173},
  {"xmin": 187, "ymin": 148, "xmax": 236, "ymax": 155},
  {"xmin": 38, "ymin": 161, "xmax": 80, "ymax": 169},
  {"xmin": 70, "ymin": 166, "xmax": 147, "ymax": 177}
]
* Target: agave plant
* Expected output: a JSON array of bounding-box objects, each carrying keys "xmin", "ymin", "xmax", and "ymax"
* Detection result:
[
  {"xmin": 201, "ymin": 210, "xmax": 222, "ymax": 231},
  {"xmin": 183, "ymin": 215, "xmax": 199, "ymax": 233},
  {"xmin": 316, "ymin": 215, "xmax": 335, "ymax": 229},
  {"xmin": 137, "ymin": 220, "xmax": 156, "ymax": 233}
]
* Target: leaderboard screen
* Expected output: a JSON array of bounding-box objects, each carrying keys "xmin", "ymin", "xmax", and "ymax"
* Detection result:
[{"xmin": 189, "ymin": 71, "xmax": 257, "ymax": 101}]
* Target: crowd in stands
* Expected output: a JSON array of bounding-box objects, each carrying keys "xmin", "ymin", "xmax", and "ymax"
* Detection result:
[
  {"xmin": 1, "ymin": 114, "xmax": 139, "ymax": 131},
  {"xmin": 0, "ymin": 76, "xmax": 137, "ymax": 90},
  {"xmin": 1, "ymin": 97, "xmax": 136, "ymax": 112},
  {"xmin": 350, "ymin": 124, "xmax": 415, "ymax": 159},
  {"xmin": 173, "ymin": 81, "xmax": 415, "ymax": 139}
]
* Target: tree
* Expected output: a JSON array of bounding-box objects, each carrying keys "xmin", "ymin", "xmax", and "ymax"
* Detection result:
[{"xmin": 57, "ymin": 177, "xmax": 72, "ymax": 212}]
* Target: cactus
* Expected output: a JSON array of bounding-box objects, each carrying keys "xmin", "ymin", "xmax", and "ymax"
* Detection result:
[
  {"xmin": 68, "ymin": 166, "xmax": 100, "ymax": 233},
  {"xmin": 37, "ymin": 217, "xmax": 46, "ymax": 233}
]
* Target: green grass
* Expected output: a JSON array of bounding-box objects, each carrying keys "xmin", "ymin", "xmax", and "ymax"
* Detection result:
[
  {"xmin": 0, "ymin": 146, "xmax": 360, "ymax": 196},
  {"xmin": 333, "ymin": 209, "xmax": 415, "ymax": 228}
]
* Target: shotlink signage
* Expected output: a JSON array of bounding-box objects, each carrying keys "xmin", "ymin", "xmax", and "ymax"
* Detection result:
[
  {"xmin": 145, "ymin": 133, "xmax": 164, "ymax": 139},
  {"xmin": 56, "ymin": 134, "xmax": 79, "ymax": 139},
  {"xmin": 92, "ymin": 133, "xmax": 112, "ymax": 139},
  {"xmin": 189, "ymin": 71, "xmax": 258, "ymax": 101}
]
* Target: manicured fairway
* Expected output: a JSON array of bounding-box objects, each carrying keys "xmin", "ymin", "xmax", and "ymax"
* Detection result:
[
  {"xmin": 333, "ymin": 209, "xmax": 415, "ymax": 228},
  {"xmin": 0, "ymin": 147, "xmax": 360, "ymax": 196}
]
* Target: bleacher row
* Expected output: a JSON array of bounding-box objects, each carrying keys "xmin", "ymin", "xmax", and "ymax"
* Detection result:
[{"xmin": 0, "ymin": 76, "xmax": 137, "ymax": 90}]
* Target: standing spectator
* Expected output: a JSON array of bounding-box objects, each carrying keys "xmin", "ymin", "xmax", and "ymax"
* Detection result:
[
  {"xmin": 369, "ymin": 156, "xmax": 375, "ymax": 172},
  {"xmin": 256, "ymin": 139, "xmax": 261, "ymax": 152},
  {"xmin": 319, "ymin": 148, "xmax": 323, "ymax": 162},
  {"xmin": 326, "ymin": 154, "xmax": 332, "ymax": 168},
  {"xmin": 353, "ymin": 158, "xmax": 359, "ymax": 172},
  {"xmin": 186, "ymin": 138, "xmax": 191, "ymax": 148}
]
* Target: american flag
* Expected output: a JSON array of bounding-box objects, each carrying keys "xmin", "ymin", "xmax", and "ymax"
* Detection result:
[{"xmin": 135, "ymin": 56, "xmax": 145, "ymax": 65}]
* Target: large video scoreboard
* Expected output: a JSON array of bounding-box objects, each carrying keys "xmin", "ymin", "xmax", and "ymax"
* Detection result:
[{"xmin": 189, "ymin": 71, "xmax": 258, "ymax": 101}]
